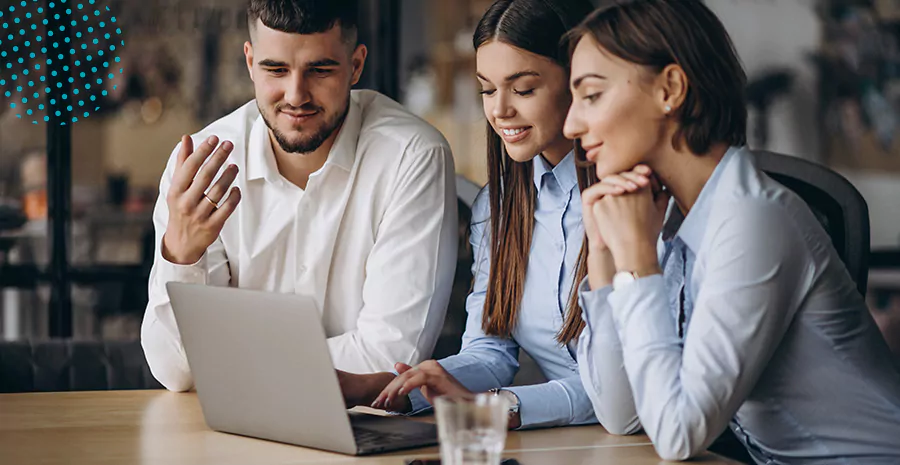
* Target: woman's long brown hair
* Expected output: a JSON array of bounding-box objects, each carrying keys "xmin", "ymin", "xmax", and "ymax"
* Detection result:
[
  {"xmin": 474, "ymin": 0, "xmax": 597, "ymax": 345},
  {"xmin": 557, "ymin": 143, "xmax": 598, "ymax": 344}
]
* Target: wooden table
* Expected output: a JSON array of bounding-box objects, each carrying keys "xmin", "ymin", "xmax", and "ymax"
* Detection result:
[{"xmin": 0, "ymin": 390, "xmax": 739, "ymax": 464}]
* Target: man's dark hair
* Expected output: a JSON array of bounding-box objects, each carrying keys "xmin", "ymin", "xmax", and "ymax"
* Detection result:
[{"xmin": 247, "ymin": 0, "xmax": 359, "ymax": 44}]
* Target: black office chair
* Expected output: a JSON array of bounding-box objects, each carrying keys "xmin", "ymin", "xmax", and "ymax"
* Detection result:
[
  {"xmin": 0, "ymin": 340, "xmax": 163, "ymax": 393},
  {"xmin": 753, "ymin": 150, "xmax": 870, "ymax": 296}
]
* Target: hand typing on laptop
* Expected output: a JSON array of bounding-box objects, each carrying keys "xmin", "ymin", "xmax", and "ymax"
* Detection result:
[
  {"xmin": 343, "ymin": 362, "xmax": 522, "ymax": 430},
  {"xmin": 372, "ymin": 361, "xmax": 472, "ymax": 411},
  {"xmin": 337, "ymin": 370, "xmax": 404, "ymax": 410}
]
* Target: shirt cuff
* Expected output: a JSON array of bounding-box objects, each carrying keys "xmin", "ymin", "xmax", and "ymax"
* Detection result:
[
  {"xmin": 156, "ymin": 247, "xmax": 210, "ymax": 285},
  {"xmin": 578, "ymin": 277, "xmax": 613, "ymax": 334},
  {"xmin": 507, "ymin": 381, "xmax": 571, "ymax": 429},
  {"xmin": 386, "ymin": 368, "xmax": 431, "ymax": 416},
  {"xmin": 404, "ymin": 388, "xmax": 433, "ymax": 415},
  {"xmin": 607, "ymin": 274, "xmax": 674, "ymax": 344}
]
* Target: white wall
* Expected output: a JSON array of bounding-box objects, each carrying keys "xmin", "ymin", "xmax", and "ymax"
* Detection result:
[{"xmin": 709, "ymin": 0, "xmax": 900, "ymax": 248}]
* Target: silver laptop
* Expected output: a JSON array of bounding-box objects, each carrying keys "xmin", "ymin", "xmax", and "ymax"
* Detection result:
[{"xmin": 166, "ymin": 282, "xmax": 438, "ymax": 455}]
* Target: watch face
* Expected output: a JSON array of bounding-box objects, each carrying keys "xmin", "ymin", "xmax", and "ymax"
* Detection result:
[{"xmin": 498, "ymin": 390, "xmax": 519, "ymax": 413}]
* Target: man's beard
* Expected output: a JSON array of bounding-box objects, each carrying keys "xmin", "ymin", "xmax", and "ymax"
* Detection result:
[{"xmin": 258, "ymin": 100, "xmax": 350, "ymax": 154}]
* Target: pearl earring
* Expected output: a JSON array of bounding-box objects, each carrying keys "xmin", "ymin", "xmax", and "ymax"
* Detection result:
[{"xmin": 665, "ymin": 105, "xmax": 672, "ymax": 113}]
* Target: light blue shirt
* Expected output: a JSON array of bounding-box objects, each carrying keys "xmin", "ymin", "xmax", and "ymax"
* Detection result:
[
  {"xmin": 578, "ymin": 146, "xmax": 900, "ymax": 463},
  {"xmin": 407, "ymin": 151, "xmax": 597, "ymax": 428}
]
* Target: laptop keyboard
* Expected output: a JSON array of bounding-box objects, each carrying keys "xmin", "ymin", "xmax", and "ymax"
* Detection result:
[{"xmin": 352, "ymin": 425, "xmax": 435, "ymax": 450}]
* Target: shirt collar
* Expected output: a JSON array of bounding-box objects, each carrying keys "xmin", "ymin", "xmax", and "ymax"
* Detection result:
[
  {"xmin": 245, "ymin": 97, "xmax": 362, "ymax": 183},
  {"xmin": 246, "ymin": 113, "xmax": 280, "ymax": 183},
  {"xmin": 663, "ymin": 145, "xmax": 745, "ymax": 253},
  {"xmin": 532, "ymin": 149, "xmax": 578, "ymax": 193},
  {"xmin": 323, "ymin": 96, "xmax": 362, "ymax": 172}
]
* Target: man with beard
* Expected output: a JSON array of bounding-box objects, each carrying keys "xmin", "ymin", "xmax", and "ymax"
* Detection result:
[{"xmin": 142, "ymin": 0, "xmax": 457, "ymax": 394}]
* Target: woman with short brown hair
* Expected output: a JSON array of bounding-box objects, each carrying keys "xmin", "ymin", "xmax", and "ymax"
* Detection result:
[{"xmin": 565, "ymin": 0, "xmax": 900, "ymax": 462}]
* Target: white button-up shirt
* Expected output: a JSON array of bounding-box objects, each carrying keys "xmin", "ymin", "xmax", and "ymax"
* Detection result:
[
  {"xmin": 578, "ymin": 146, "xmax": 900, "ymax": 463},
  {"xmin": 142, "ymin": 90, "xmax": 458, "ymax": 391}
]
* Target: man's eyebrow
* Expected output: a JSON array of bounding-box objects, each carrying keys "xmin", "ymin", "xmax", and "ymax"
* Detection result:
[
  {"xmin": 306, "ymin": 59, "xmax": 341, "ymax": 67},
  {"xmin": 258, "ymin": 59, "xmax": 289, "ymax": 68}
]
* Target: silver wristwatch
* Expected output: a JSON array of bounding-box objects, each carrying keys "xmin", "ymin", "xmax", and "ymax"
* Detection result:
[{"xmin": 488, "ymin": 388, "xmax": 520, "ymax": 417}]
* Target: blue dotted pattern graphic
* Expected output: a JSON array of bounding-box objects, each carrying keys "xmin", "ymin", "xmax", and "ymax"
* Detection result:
[{"xmin": 0, "ymin": 0, "xmax": 124, "ymax": 125}]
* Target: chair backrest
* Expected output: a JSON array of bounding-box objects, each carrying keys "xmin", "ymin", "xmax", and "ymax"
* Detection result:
[
  {"xmin": 752, "ymin": 150, "xmax": 870, "ymax": 296},
  {"xmin": 0, "ymin": 340, "xmax": 163, "ymax": 393}
]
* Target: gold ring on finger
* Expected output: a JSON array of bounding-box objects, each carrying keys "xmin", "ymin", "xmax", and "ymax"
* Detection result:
[{"xmin": 203, "ymin": 193, "xmax": 219, "ymax": 209}]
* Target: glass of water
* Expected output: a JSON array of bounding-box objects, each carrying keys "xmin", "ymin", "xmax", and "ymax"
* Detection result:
[{"xmin": 433, "ymin": 393, "xmax": 510, "ymax": 465}]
